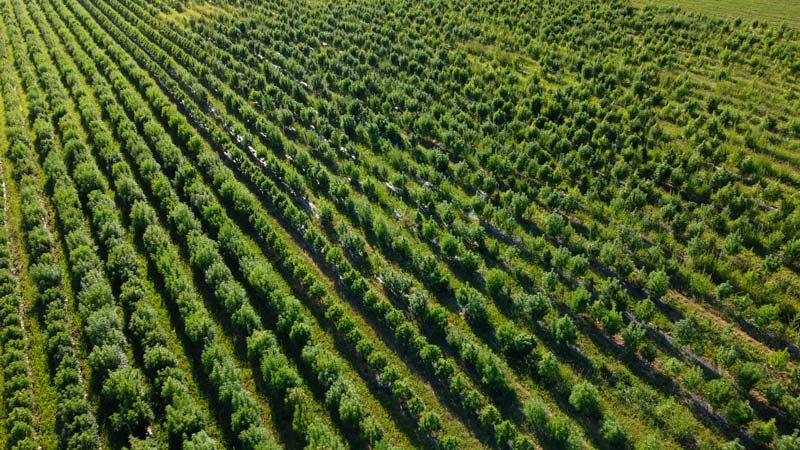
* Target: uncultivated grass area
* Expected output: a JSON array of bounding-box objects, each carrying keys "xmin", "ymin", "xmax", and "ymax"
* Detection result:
[{"xmin": 634, "ymin": 0, "xmax": 800, "ymax": 27}]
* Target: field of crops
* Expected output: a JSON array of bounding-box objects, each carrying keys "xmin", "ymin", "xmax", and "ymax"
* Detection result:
[{"xmin": 0, "ymin": 0, "xmax": 798, "ymax": 449}]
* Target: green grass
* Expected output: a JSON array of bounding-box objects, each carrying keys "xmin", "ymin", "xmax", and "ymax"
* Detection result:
[
  {"xmin": 158, "ymin": 1, "xmax": 226, "ymax": 24},
  {"xmin": 633, "ymin": 0, "xmax": 800, "ymax": 27}
]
